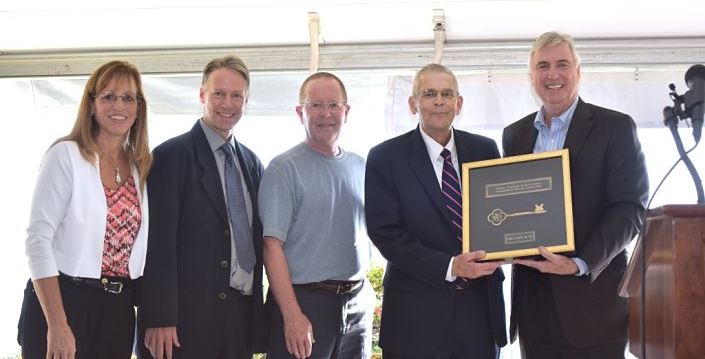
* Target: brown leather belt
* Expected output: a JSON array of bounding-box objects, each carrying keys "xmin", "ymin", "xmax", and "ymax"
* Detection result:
[
  {"xmin": 295, "ymin": 279, "xmax": 363, "ymax": 294},
  {"xmin": 59, "ymin": 272, "xmax": 133, "ymax": 294}
]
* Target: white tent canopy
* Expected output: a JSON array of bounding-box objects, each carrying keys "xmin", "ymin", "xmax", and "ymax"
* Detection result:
[
  {"xmin": 2, "ymin": 0, "xmax": 705, "ymax": 76},
  {"xmin": 3, "ymin": 0, "xmax": 705, "ymax": 51}
]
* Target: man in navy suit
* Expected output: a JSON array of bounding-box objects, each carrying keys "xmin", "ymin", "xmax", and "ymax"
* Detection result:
[
  {"xmin": 137, "ymin": 55, "xmax": 266, "ymax": 359},
  {"xmin": 503, "ymin": 31, "xmax": 648, "ymax": 358},
  {"xmin": 365, "ymin": 63, "xmax": 507, "ymax": 359}
]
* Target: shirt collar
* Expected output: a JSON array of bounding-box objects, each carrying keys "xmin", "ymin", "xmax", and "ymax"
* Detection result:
[
  {"xmin": 419, "ymin": 126, "xmax": 456, "ymax": 161},
  {"xmin": 199, "ymin": 118, "xmax": 235, "ymax": 153},
  {"xmin": 533, "ymin": 96, "xmax": 580, "ymax": 131}
]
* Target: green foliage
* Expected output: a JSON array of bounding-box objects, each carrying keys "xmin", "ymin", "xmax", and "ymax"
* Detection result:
[
  {"xmin": 367, "ymin": 265, "xmax": 385, "ymax": 355},
  {"xmin": 368, "ymin": 265, "xmax": 384, "ymax": 303}
]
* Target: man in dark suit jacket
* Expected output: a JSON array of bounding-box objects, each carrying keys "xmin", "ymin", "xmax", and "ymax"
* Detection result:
[
  {"xmin": 365, "ymin": 64, "xmax": 507, "ymax": 359},
  {"xmin": 503, "ymin": 31, "xmax": 649, "ymax": 359},
  {"xmin": 136, "ymin": 55, "xmax": 266, "ymax": 359}
]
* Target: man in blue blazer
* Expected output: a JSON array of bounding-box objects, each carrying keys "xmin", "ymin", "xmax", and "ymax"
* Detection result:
[
  {"xmin": 503, "ymin": 31, "xmax": 648, "ymax": 358},
  {"xmin": 136, "ymin": 56, "xmax": 266, "ymax": 359},
  {"xmin": 365, "ymin": 64, "xmax": 507, "ymax": 359}
]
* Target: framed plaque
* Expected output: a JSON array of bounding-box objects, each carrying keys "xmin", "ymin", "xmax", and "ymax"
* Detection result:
[{"xmin": 461, "ymin": 149, "xmax": 574, "ymax": 260}]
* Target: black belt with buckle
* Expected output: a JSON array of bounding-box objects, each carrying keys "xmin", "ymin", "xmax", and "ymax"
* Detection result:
[
  {"xmin": 59, "ymin": 272, "xmax": 132, "ymax": 294},
  {"xmin": 295, "ymin": 279, "xmax": 363, "ymax": 294}
]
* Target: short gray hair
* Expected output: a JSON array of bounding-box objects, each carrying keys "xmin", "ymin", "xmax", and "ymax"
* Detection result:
[
  {"xmin": 412, "ymin": 63, "xmax": 459, "ymax": 96},
  {"xmin": 529, "ymin": 31, "xmax": 581, "ymax": 68}
]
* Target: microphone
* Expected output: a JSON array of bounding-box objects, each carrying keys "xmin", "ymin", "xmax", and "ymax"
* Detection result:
[
  {"xmin": 662, "ymin": 64, "xmax": 705, "ymax": 204},
  {"xmin": 684, "ymin": 64, "xmax": 705, "ymax": 142}
]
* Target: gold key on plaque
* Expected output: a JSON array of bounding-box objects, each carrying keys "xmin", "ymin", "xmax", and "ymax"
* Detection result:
[{"xmin": 487, "ymin": 203, "xmax": 546, "ymax": 226}]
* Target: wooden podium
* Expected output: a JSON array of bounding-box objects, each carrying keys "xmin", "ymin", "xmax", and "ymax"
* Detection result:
[{"xmin": 620, "ymin": 205, "xmax": 705, "ymax": 358}]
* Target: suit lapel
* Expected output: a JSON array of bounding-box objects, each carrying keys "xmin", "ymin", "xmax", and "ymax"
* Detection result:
[
  {"xmin": 407, "ymin": 128, "xmax": 448, "ymax": 218},
  {"xmin": 233, "ymin": 140, "xmax": 263, "ymax": 254},
  {"xmin": 563, "ymin": 98, "xmax": 594, "ymax": 164},
  {"xmin": 191, "ymin": 122, "xmax": 228, "ymax": 223},
  {"xmin": 233, "ymin": 140, "xmax": 257, "ymax": 209},
  {"xmin": 455, "ymin": 131, "xmax": 472, "ymax": 181},
  {"xmin": 515, "ymin": 118, "xmax": 538, "ymax": 155},
  {"xmin": 455, "ymin": 130, "xmax": 496, "ymax": 171}
]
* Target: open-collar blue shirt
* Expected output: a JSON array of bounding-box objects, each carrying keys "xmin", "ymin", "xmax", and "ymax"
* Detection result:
[{"xmin": 533, "ymin": 96, "xmax": 579, "ymax": 153}]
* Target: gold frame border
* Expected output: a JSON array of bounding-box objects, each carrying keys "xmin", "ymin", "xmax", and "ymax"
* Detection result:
[{"xmin": 461, "ymin": 149, "xmax": 575, "ymax": 260}]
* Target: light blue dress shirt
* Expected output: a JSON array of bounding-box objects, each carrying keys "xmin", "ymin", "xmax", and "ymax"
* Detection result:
[{"xmin": 532, "ymin": 97, "xmax": 589, "ymax": 276}]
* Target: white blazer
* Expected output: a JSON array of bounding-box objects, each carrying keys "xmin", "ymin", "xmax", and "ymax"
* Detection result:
[{"xmin": 26, "ymin": 141, "xmax": 149, "ymax": 280}]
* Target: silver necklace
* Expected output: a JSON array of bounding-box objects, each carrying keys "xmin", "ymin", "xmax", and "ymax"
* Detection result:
[{"xmin": 99, "ymin": 148, "xmax": 123, "ymax": 185}]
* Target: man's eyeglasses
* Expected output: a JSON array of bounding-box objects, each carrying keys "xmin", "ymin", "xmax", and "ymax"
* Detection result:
[
  {"xmin": 302, "ymin": 101, "xmax": 348, "ymax": 112},
  {"xmin": 92, "ymin": 91, "xmax": 141, "ymax": 106},
  {"xmin": 418, "ymin": 89, "xmax": 458, "ymax": 101}
]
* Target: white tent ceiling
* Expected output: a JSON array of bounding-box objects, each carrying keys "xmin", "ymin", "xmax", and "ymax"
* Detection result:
[
  {"xmin": 2, "ymin": 0, "xmax": 703, "ymax": 127},
  {"xmin": 2, "ymin": 0, "xmax": 705, "ymax": 77},
  {"xmin": 3, "ymin": 0, "xmax": 705, "ymax": 51}
]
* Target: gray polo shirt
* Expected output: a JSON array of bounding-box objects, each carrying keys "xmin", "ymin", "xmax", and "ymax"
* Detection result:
[{"xmin": 259, "ymin": 142, "xmax": 370, "ymax": 284}]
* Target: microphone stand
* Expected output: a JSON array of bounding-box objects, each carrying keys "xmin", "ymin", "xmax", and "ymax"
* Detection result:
[
  {"xmin": 663, "ymin": 102, "xmax": 705, "ymax": 205},
  {"xmin": 665, "ymin": 122, "xmax": 704, "ymax": 203}
]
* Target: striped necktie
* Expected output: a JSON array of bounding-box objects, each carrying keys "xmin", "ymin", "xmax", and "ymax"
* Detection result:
[
  {"xmin": 441, "ymin": 148, "xmax": 463, "ymax": 245},
  {"xmin": 442, "ymin": 149, "xmax": 469, "ymax": 289}
]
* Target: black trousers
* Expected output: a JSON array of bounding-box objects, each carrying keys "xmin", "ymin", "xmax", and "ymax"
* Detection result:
[
  {"xmin": 135, "ymin": 288, "xmax": 253, "ymax": 359},
  {"xmin": 520, "ymin": 339, "xmax": 626, "ymax": 359},
  {"xmin": 267, "ymin": 280, "xmax": 374, "ymax": 359},
  {"xmin": 382, "ymin": 286, "xmax": 499, "ymax": 359},
  {"xmin": 516, "ymin": 276, "xmax": 626, "ymax": 359},
  {"xmin": 18, "ymin": 275, "xmax": 136, "ymax": 359}
]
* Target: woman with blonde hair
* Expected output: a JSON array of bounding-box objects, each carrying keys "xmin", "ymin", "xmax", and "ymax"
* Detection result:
[{"xmin": 18, "ymin": 60, "xmax": 152, "ymax": 359}]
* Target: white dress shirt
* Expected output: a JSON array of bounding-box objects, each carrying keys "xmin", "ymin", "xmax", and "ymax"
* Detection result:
[{"xmin": 419, "ymin": 128, "xmax": 461, "ymax": 282}]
